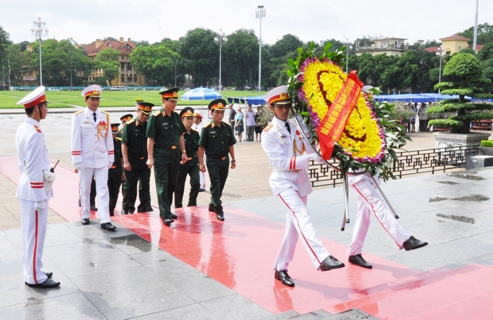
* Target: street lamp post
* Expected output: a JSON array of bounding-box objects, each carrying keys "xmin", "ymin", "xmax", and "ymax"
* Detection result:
[
  {"xmin": 473, "ymin": 0, "xmax": 479, "ymax": 54},
  {"xmin": 174, "ymin": 58, "xmax": 179, "ymax": 88},
  {"xmin": 345, "ymin": 42, "xmax": 353, "ymax": 74},
  {"xmin": 256, "ymin": 5, "xmax": 266, "ymax": 91},
  {"xmin": 436, "ymin": 46, "xmax": 446, "ymax": 94},
  {"xmin": 214, "ymin": 30, "xmax": 227, "ymax": 91},
  {"xmin": 31, "ymin": 17, "xmax": 48, "ymax": 86},
  {"xmin": 2, "ymin": 65, "xmax": 4, "ymax": 91}
]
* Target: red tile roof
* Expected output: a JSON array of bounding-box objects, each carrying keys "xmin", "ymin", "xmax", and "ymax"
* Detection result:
[
  {"xmin": 440, "ymin": 34, "xmax": 470, "ymax": 41},
  {"xmin": 81, "ymin": 39, "xmax": 136, "ymax": 56},
  {"xmin": 425, "ymin": 47, "xmax": 439, "ymax": 53}
]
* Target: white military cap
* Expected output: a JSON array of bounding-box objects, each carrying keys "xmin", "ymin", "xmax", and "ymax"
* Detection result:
[
  {"xmin": 264, "ymin": 85, "xmax": 290, "ymax": 105},
  {"xmin": 81, "ymin": 85, "xmax": 102, "ymax": 98},
  {"xmin": 16, "ymin": 86, "xmax": 48, "ymax": 108}
]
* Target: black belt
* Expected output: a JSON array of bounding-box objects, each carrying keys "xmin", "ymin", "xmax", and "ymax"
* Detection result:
[
  {"xmin": 209, "ymin": 155, "xmax": 228, "ymax": 160},
  {"xmin": 129, "ymin": 154, "xmax": 146, "ymax": 160},
  {"xmin": 155, "ymin": 145, "xmax": 178, "ymax": 150}
]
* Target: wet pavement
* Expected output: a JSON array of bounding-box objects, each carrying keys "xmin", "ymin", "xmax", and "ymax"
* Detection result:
[{"xmin": 1, "ymin": 109, "xmax": 493, "ymax": 319}]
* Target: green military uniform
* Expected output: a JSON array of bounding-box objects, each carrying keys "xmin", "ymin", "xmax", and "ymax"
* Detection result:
[
  {"xmin": 108, "ymin": 126, "xmax": 122, "ymax": 216},
  {"xmin": 199, "ymin": 121, "xmax": 236, "ymax": 214},
  {"xmin": 146, "ymin": 107, "xmax": 185, "ymax": 220},
  {"xmin": 121, "ymin": 118, "xmax": 152, "ymax": 213},
  {"xmin": 175, "ymin": 127, "xmax": 200, "ymax": 208}
]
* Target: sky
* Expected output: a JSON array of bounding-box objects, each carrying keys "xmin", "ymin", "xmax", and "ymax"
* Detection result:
[{"xmin": 0, "ymin": 0, "xmax": 491, "ymax": 47}]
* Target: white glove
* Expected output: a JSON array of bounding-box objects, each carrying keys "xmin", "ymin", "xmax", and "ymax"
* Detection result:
[
  {"xmin": 34, "ymin": 201, "xmax": 45, "ymax": 212},
  {"xmin": 108, "ymin": 162, "xmax": 113, "ymax": 169},
  {"xmin": 307, "ymin": 153, "xmax": 326, "ymax": 164}
]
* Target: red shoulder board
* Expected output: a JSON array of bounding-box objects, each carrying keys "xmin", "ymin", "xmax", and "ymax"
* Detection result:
[{"xmin": 34, "ymin": 125, "xmax": 42, "ymax": 133}]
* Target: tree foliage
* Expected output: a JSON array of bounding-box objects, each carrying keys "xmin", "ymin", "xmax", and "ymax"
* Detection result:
[
  {"xmin": 129, "ymin": 44, "xmax": 179, "ymax": 87},
  {"xmin": 428, "ymin": 53, "xmax": 493, "ymax": 133},
  {"xmin": 94, "ymin": 47, "xmax": 119, "ymax": 86}
]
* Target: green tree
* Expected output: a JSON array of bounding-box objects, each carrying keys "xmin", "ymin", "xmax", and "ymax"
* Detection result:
[
  {"xmin": 458, "ymin": 23, "xmax": 493, "ymax": 45},
  {"xmin": 178, "ymin": 28, "xmax": 218, "ymax": 87},
  {"xmin": 5, "ymin": 44, "xmax": 30, "ymax": 86},
  {"xmin": 269, "ymin": 34, "xmax": 303, "ymax": 58},
  {"xmin": 0, "ymin": 25, "xmax": 10, "ymax": 65},
  {"xmin": 428, "ymin": 52, "xmax": 493, "ymax": 133},
  {"xmin": 129, "ymin": 44, "xmax": 179, "ymax": 87},
  {"xmin": 94, "ymin": 47, "xmax": 119, "ymax": 86},
  {"xmin": 222, "ymin": 29, "xmax": 258, "ymax": 89}
]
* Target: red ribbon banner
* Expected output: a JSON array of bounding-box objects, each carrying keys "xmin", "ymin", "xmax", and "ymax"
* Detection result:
[{"xmin": 316, "ymin": 71, "xmax": 364, "ymax": 160}]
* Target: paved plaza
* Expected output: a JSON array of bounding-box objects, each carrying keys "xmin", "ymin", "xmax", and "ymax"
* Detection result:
[{"xmin": 1, "ymin": 108, "xmax": 493, "ymax": 319}]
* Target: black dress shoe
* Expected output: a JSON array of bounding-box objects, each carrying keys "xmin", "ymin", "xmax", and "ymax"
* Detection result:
[
  {"xmin": 403, "ymin": 236, "xmax": 428, "ymax": 251},
  {"xmin": 275, "ymin": 270, "xmax": 295, "ymax": 287},
  {"xmin": 90, "ymin": 205, "xmax": 98, "ymax": 211},
  {"xmin": 26, "ymin": 278, "xmax": 60, "ymax": 288},
  {"xmin": 348, "ymin": 254, "xmax": 372, "ymax": 269},
  {"xmin": 121, "ymin": 208, "xmax": 128, "ymax": 215},
  {"xmin": 163, "ymin": 218, "xmax": 174, "ymax": 225},
  {"xmin": 216, "ymin": 213, "xmax": 225, "ymax": 221},
  {"xmin": 170, "ymin": 213, "xmax": 178, "ymax": 219},
  {"xmin": 199, "ymin": 188, "xmax": 206, "ymax": 192},
  {"xmin": 320, "ymin": 255, "xmax": 345, "ymax": 271},
  {"xmin": 81, "ymin": 218, "xmax": 90, "ymax": 225},
  {"xmin": 208, "ymin": 204, "xmax": 216, "ymax": 213},
  {"xmin": 44, "ymin": 272, "xmax": 53, "ymax": 278},
  {"xmin": 100, "ymin": 222, "xmax": 116, "ymax": 231}
]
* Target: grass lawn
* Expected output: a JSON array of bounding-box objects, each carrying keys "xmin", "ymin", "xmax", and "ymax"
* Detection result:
[{"xmin": 0, "ymin": 90, "xmax": 267, "ymax": 109}]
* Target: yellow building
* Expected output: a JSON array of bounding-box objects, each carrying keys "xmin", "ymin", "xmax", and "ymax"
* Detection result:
[
  {"xmin": 439, "ymin": 35, "xmax": 470, "ymax": 54},
  {"xmin": 355, "ymin": 37, "xmax": 408, "ymax": 57},
  {"xmin": 81, "ymin": 37, "xmax": 145, "ymax": 87}
]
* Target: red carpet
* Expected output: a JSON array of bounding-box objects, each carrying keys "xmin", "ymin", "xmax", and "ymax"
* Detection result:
[{"xmin": 2, "ymin": 156, "xmax": 492, "ymax": 318}]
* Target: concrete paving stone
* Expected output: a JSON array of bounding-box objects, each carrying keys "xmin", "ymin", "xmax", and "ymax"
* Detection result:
[
  {"xmin": 200, "ymin": 292, "xmax": 273, "ymax": 319},
  {"xmin": 132, "ymin": 303, "xmax": 222, "ymax": 320},
  {"xmin": 129, "ymin": 250, "xmax": 197, "ymax": 276},
  {"xmin": 107, "ymin": 233, "xmax": 156, "ymax": 255},
  {"xmin": 0, "ymin": 292, "xmax": 106, "ymax": 320},
  {"xmin": 0, "ymin": 271, "xmax": 80, "ymax": 310},
  {"xmin": 260, "ymin": 310, "xmax": 299, "ymax": 319},
  {"xmin": 165, "ymin": 269, "xmax": 236, "ymax": 303},
  {"xmin": 323, "ymin": 308, "xmax": 379, "ymax": 319},
  {"xmin": 44, "ymin": 240, "xmax": 142, "ymax": 278},
  {"xmin": 83, "ymin": 287, "xmax": 196, "ymax": 320},
  {"xmin": 70, "ymin": 265, "xmax": 181, "ymax": 295}
]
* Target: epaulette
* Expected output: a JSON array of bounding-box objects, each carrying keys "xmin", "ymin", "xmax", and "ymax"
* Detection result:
[
  {"xmin": 203, "ymin": 122, "xmax": 212, "ymax": 128},
  {"xmin": 116, "ymin": 137, "xmax": 122, "ymax": 141},
  {"xmin": 126, "ymin": 119, "xmax": 136, "ymax": 125},
  {"xmin": 74, "ymin": 110, "xmax": 84, "ymax": 115},
  {"xmin": 101, "ymin": 110, "xmax": 109, "ymax": 115},
  {"xmin": 153, "ymin": 110, "xmax": 161, "ymax": 116},
  {"xmin": 223, "ymin": 121, "xmax": 231, "ymax": 127},
  {"xmin": 34, "ymin": 125, "xmax": 42, "ymax": 133},
  {"xmin": 192, "ymin": 128, "xmax": 199, "ymax": 133},
  {"xmin": 263, "ymin": 123, "xmax": 274, "ymax": 132}
]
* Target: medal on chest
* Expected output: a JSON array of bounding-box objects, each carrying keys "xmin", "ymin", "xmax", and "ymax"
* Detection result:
[{"xmin": 96, "ymin": 120, "xmax": 108, "ymax": 140}]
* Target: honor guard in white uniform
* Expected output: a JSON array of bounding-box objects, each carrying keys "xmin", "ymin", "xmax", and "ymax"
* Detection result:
[
  {"xmin": 347, "ymin": 172, "xmax": 428, "ymax": 268},
  {"xmin": 71, "ymin": 85, "xmax": 116, "ymax": 231},
  {"xmin": 261, "ymin": 86, "xmax": 345, "ymax": 288},
  {"xmin": 15, "ymin": 86, "xmax": 60, "ymax": 288},
  {"xmin": 192, "ymin": 113, "xmax": 206, "ymax": 191}
]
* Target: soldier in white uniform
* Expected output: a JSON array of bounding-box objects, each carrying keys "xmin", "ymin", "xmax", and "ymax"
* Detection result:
[
  {"xmin": 347, "ymin": 172, "xmax": 428, "ymax": 268},
  {"xmin": 261, "ymin": 86, "xmax": 345, "ymax": 288},
  {"xmin": 15, "ymin": 86, "xmax": 60, "ymax": 288},
  {"xmin": 71, "ymin": 85, "xmax": 116, "ymax": 231},
  {"xmin": 192, "ymin": 113, "xmax": 206, "ymax": 191}
]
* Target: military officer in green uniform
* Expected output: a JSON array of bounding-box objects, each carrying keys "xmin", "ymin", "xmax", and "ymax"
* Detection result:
[
  {"xmin": 121, "ymin": 102, "xmax": 154, "ymax": 214},
  {"xmin": 108, "ymin": 123, "xmax": 123, "ymax": 216},
  {"xmin": 146, "ymin": 88, "xmax": 187, "ymax": 225},
  {"xmin": 198, "ymin": 99, "xmax": 237, "ymax": 221},
  {"xmin": 175, "ymin": 107, "xmax": 200, "ymax": 208}
]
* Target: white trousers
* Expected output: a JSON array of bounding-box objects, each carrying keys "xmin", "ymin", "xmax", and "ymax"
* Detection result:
[
  {"xmin": 347, "ymin": 174, "xmax": 410, "ymax": 256},
  {"xmin": 273, "ymin": 188, "xmax": 330, "ymax": 271},
  {"xmin": 20, "ymin": 199, "xmax": 48, "ymax": 285},
  {"xmin": 79, "ymin": 167, "xmax": 111, "ymax": 223}
]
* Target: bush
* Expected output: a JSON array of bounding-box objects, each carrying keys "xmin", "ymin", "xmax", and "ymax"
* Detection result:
[{"xmin": 480, "ymin": 140, "xmax": 493, "ymax": 148}]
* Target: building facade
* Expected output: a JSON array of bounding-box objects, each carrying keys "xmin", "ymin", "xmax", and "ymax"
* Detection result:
[
  {"xmin": 355, "ymin": 37, "xmax": 408, "ymax": 57},
  {"xmin": 81, "ymin": 37, "xmax": 145, "ymax": 87}
]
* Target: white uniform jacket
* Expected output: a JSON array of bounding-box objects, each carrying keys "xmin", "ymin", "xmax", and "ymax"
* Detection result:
[
  {"xmin": 261, "ymin": 117, "xmax": 316, "ymax": 197},
  {"xmin": 15, "ymin": 118, "xmax": 52, "ymax": 202},
  {"xmin": 71, "ymin": 107, "xmax": 114, "ymax": 168}
]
